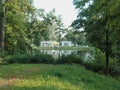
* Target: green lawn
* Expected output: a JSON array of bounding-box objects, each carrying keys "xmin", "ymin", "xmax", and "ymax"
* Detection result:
[
  {"xmin": 0, "ymin": 64, "xmax": 119, "ymax": 90},
  {"xmin": 37, "ymin": 46, "xmax": 94, "ymax": 51}
]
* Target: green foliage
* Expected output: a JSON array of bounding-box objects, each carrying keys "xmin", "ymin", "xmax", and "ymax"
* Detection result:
[
  {"xmin": 82, "ymin": 48, "xmax": 120, "ymax": 75},
  {"xmin": 4, "ymin": 0, "xmax": 34, "ymax": 52},
  {"xmin": 94, "ymin": 48, "xmax": 106, "ymax": 68},
  {"xmin": 2, "ymin": 0, "xmax": 65, "ymax": 53},
  {"xmin": 5, "ymin": 53, "xmax": 32, "ymax": 64},
  {"xmin": 92, "ymin": 49, "xmax": 120, "ymax": 75},
  {"xmin": 57, "ymin": 54, "xmax": 83, "ymax": 64},
  {"xmin": 72, "ymin": 0, "xmax": 120, "ymax": 74},
  {"xmin": 49, "ymin": 70, "xmax": 63, "ymax": 78},
  {"xmin": 0, "ymin": 51, "xmax": 7, "ymax": 58},
  {"xmin": 0, "ymin": 51, "xmax": 8, "ymax": 63},
  {"xmin": 31, "ymin": 53, "xmax": 55, "ymax": 64},
  {"xmin": 3, "ymin": 46, "xmax": 120, "ymax": 75},
  {"xmin": 65, "ymin": 28, "xmax": 87, "ymax": 45},
  {"xmin": 109, "ymin": 57, "xmax": 120, "ymax": 75},
  {"xmin": 5, "ymin": 53, "xmax": 55, "ymax": 64},
  {"xmin": 72, "ymin": 0, "xmax": 120, "ymax": 56}
]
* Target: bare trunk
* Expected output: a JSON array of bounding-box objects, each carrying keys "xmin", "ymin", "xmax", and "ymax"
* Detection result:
[
  {"xmin": 105, "ymin": 28, "xmax": 109, "ymax": 75},
  {"xmin": 0, "ymin": 0, "xmax": 5, "ymax": 51}
]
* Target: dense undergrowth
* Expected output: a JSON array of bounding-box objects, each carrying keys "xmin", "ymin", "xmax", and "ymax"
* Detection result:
[
  {"xmin": 0, "ymin": 49, "xmax": 120, "ymax": 76},
  {"xmin": 3, "ymin": 51, "xmax": 120, "ymax": 76}
]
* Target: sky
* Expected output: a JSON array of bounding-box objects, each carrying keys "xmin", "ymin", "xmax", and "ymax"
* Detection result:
[{"xmin": 33, "ymin": 0, "xmax": 77, "ymax": 27}]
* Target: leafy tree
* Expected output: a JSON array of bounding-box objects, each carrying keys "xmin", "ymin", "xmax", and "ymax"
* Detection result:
[
  {"xmin": 72, "ymin": 0, "xmax": 120, "ymax": 74},
  {"xmin": 28, "ymin": 9, "xmax": 65, "ymax": 46},
  {"xmin": 0, "ymin": 0, "xmax": 65, "ymax": 53},
  {"xmin": 25, "ymin": 8, "xmax": 45, "ymax": 46},
  {"xmin": 65, "ymin": 28, "xmax": 86, "ymax": 46},
  {"xmin": 4, "ymin": 0, "xmax": 34, "ymax": 53},
  {"xmin": 42, "ymin": 10, "xmax": 65, "ymax": 42}
]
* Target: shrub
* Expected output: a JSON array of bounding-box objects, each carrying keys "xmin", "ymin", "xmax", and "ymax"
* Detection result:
[
  {"xmin": 5, "ymin": 53, "xmax": 32, "ymax": 64},
  {"xmin": 56, "ymin": 54, "xmax": 83, "ymax": 64},
  {"xmin": 109, "ymin": 57, "xmax": 120, "ymax": 75},
  {"xmin": 0, "ymin": 51, "xmax": 7, "ymax": 58},
  {"xmin": 82, "ymin": 48, "xmax": 120, "ymax": 75},
  {"xmin": 31, "ymin": 53, "xmax": 55, "ymax": 64},
  {"xmin": 5, "ymin": 53, "xmax": 55, "ymax": 64},
  {"xmin": 81, "ymin": 48, "xmax": 106, "ymax": 73},
  {"xmin": 0, "ymin": 51, "xmax": 8, "ymax": 63}
]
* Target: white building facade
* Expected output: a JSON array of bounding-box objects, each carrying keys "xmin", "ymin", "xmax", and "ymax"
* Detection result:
[
  {"xmin": 41, "ymin": 41, "xmax": 59, "ymax": 47},
  {"xmin": 41, "ymin": 41, "xmax": 73, "ymax": 47},
  {"xmin": 61, "ymin": 41, "xmax": 73, "ymax": 47}
]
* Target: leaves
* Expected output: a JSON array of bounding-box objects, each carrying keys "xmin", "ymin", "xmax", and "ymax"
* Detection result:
[
  {"xmin": 72, "ymin": 0, "xmax": 120, "ymax": 57},
  {"xmin": 1, "ymin": 0, "xmax": 65, "ymax": 52}
]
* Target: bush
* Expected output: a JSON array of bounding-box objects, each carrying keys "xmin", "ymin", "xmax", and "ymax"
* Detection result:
[
  {"xmin": 0, "ymin": 51, "xmax": 8, "ymax": 63},
  {"xmin": 109, "ymin": 57, "xmax": 120, "ymax": 75},
  {"xmin": 82, "ymin": 48, "xmax": 120, "ymax": 75},
  {"xmin": 5, "ymin": 53, "xmax": 55, "ymax": 64},
  {"xmin": 31, "ymin": 53, "xmax": 55, "ymax": 64},
  {"xmin": 5, "ymin": 53, "xmax": 32, "ymax": 64},
  {"xmin": 0, "ymin": 51, "xmax": 7, "ymax": 58},
  {"xmin": 80, "ymin": 48, "xmax": 106, "ymax": 73},
  {"xmin": 56, "ymin": 54, "xmax": 83, "ymax": 64}
]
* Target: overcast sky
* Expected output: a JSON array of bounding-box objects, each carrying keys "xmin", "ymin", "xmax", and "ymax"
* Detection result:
[{"xmin": 33, "ymin": 0, "xmax": 77, "ymax": 27}]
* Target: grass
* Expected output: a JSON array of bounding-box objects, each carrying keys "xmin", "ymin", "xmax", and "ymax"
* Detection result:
[
  {"xmin": 38, "ymin": 46, "xmax": 94, "ymax": 51},
  {"xmin": 0, "ymin": 64, "xmax": 120, "ymax": 90}
]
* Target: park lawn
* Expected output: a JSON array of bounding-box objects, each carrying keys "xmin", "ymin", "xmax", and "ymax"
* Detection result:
[{"xmin": 0, "ymin": 64, "xmax": 120, "ymax": 90}]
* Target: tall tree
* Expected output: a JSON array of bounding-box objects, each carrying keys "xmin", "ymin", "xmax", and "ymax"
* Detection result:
[
  {"xmin": 65, "ymin": 28, "xmax": 86, "ymax": 46},
  {"xmin": 72, "ymin": 0, "xmax": 120, "ymax": 74},
  {"xmin": 25, "ymin": 8, "xmax": 65, "ymax": 46},
  {"xmin": 0, "ymin": 0, "xmax": 65, "ymax": 53},
  {"xmin": 0, "ymin": 0, "xmax": 5, "ymax": 51},
  {"xmin": 4, "ymin": 0, "xmax": 34, "ymax": 52},
  {"xmin": 41, "ymin": 10, "xmax": 65, "ymax": 42}
]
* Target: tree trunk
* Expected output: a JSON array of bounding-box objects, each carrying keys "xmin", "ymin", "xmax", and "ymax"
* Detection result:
[
  {"xmin": 105, "ymin": 28, "xmax": 110, "ymax": 75},
  {"xmin": 0, "ymin": 0, "xmax": 5, "ymax": 51}
]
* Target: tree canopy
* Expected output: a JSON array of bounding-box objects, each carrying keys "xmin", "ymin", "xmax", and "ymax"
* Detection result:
[
  {"xmin": 72, "ymin": 0, "xmax": 120, "ymax": 58},
  {"xmin": 0, "ymin": 0, "xmax": 65, "ymax": 53},
  {"xmin": 72, "ymin": 0, "xmax": 120, "ymax": 74}
]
